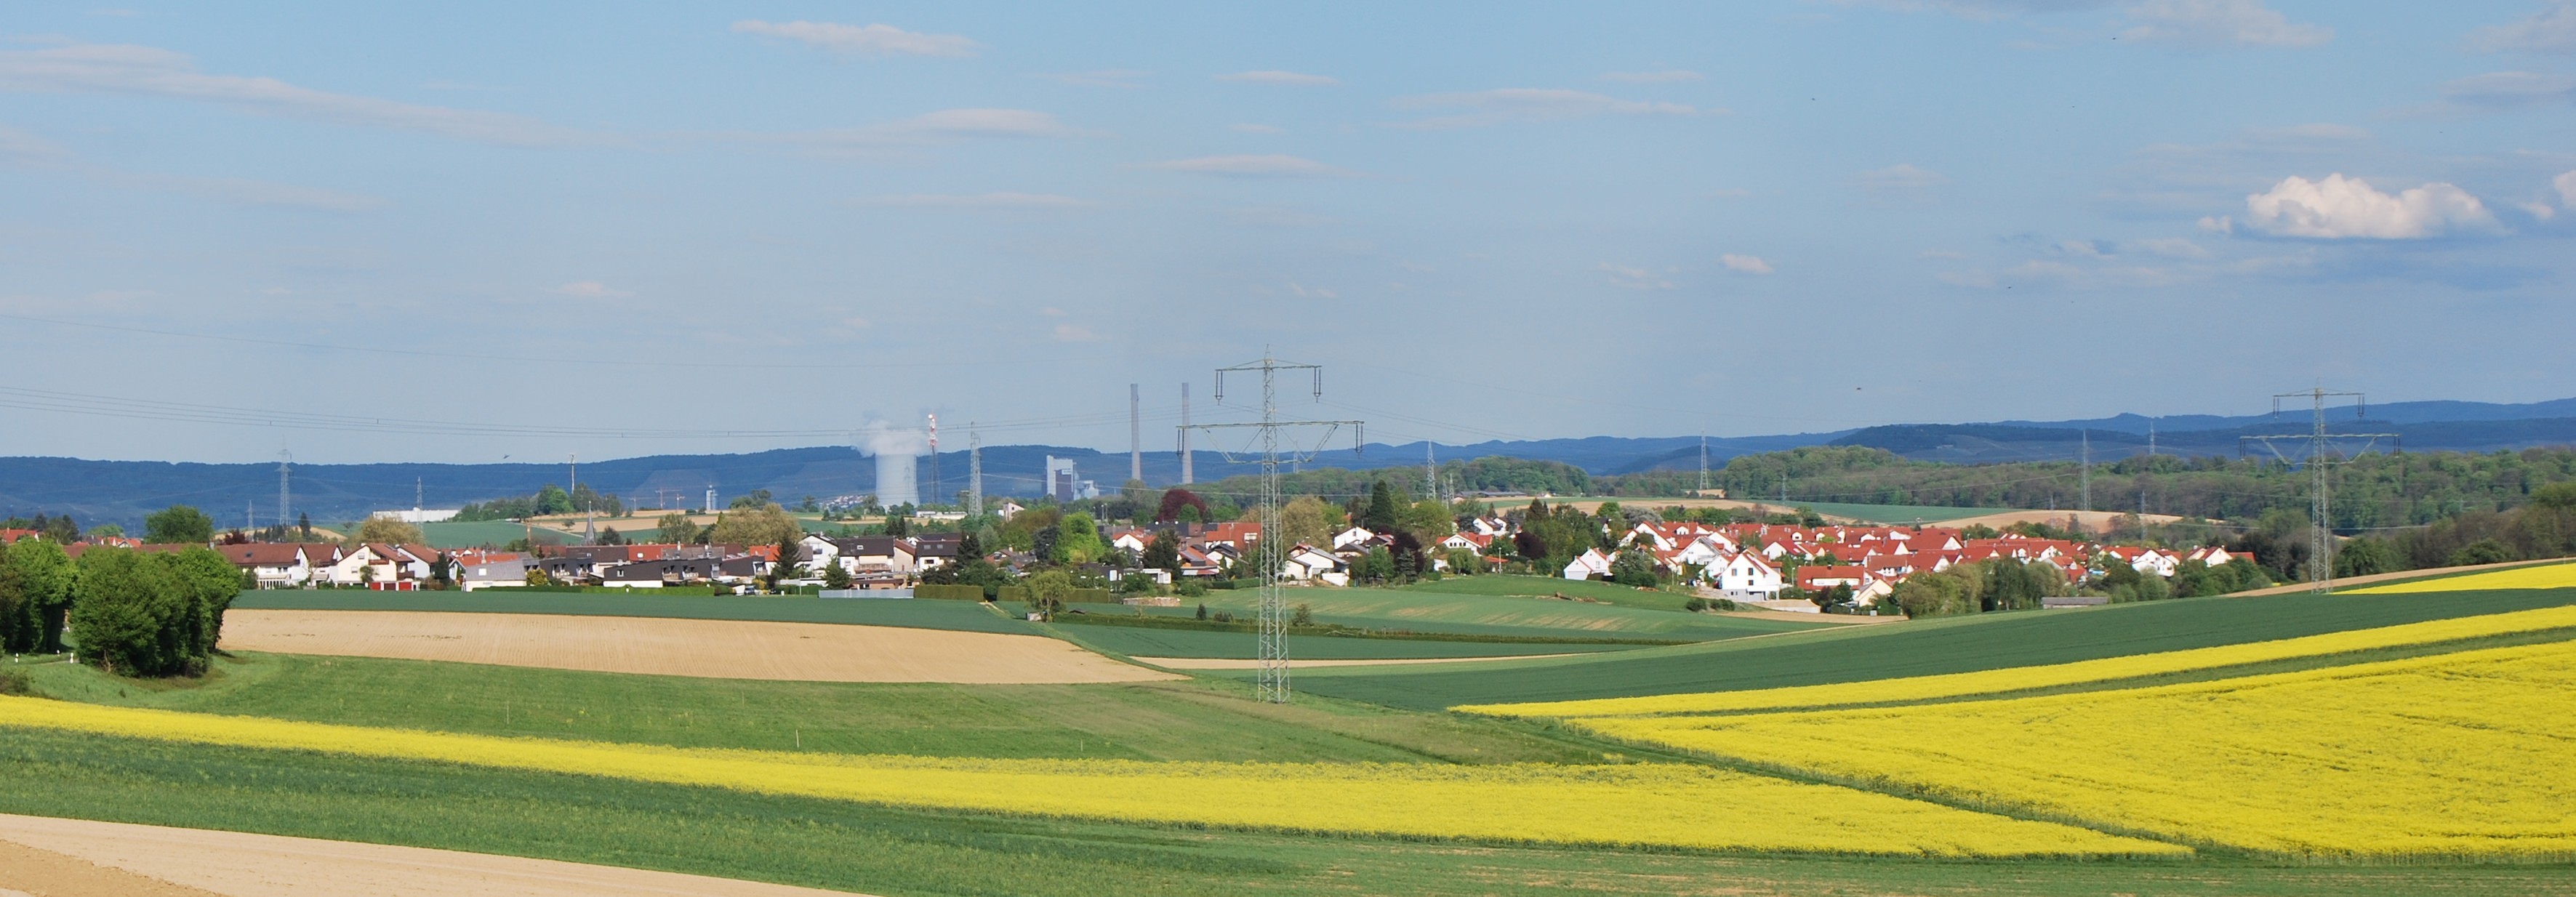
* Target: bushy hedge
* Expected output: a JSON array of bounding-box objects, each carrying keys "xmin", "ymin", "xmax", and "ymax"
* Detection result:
[
  {"xmin": 1067, "ymin": 587, "xmax": 1114, "ymax": 604},
  {"xmin": 995, "ymin": 585, "xmax": 1032, "ymax": 604},
  {"xmin": 914, "ymin": 584, "xmax": 987, "ymax": 601},
  {"xmin": 66, "ymin": 546, "xmax": 241, "ymax": 677}
]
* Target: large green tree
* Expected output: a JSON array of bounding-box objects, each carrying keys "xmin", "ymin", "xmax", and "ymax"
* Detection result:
[
  {"xmin": 68, "ymin": 547, "xmax": 194, "ymax": 676},
  {"xmin": 162, "ymin": 546, "xmax": 244, "ymax": 655},
  {"xmin": 143, "ymin": 504, "xmax": 216, "ymax": 544},
  {"xmin": 1363, "ymin": 480, "xmax": 1400, "ymax": 533},
  {"xmin": 709, "ymin": 503, "xmax": 801, "ymax": 547},
  {"xmin": 2, "ymin": 539, "xmax": 73, "ymax": 653},
  {"xmin": 1141, "ymin": 531, "xmax": 1181, "ymax": 575},
  {"xmin": 1051, "ymin": 513, "xmax": 1104, "ymax": 565},
  {"xmin": 655, "ymin": 512, "xmax": 699, "ymax": 544}
]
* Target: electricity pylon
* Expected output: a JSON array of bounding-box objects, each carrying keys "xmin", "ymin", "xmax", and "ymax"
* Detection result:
[
  {"xmin": 2241, "ymin": 387, "xmax": 2399, "ymax": 592},
  {"xmin": 1181, "ymin": 350, "xmax": 1363, "ymax": 704}
]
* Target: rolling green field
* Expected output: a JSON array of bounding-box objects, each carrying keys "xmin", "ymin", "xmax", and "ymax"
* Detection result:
[
  {"xmin": 1045, "ymin": 624, "xmax": 1647, "ymax": 660},
  {"xmin": 18, "ymin": 653, "xmax": 1590, "ymax": 763},
  {"xmin": 11, "ymin": 728, "xmax": 2566, "ymax": 897},
  {"xmin": 233, "ymin": 590, "xmax": 1041, "ymax": 634},
  {"xmin": 1396, "ymin": 574, "xmax": 1702, "ymax": 611},
  {"xmin": 1178, "ymin": 585, "xmax": 1827, "ymax": 641},
  {"xmin": 1278, "ymin": 587, "xmax": 2576, "ymax": 709}
]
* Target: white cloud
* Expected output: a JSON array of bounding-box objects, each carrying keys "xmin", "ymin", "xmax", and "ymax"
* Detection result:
[
  {"xmin": 1600, "ymin": 262, "xmax": 1675, "ymax": 290},
  {"xmin": 140, "ymin": 174, "xmax": 388, "ymax": 211},
  {"xmin": 1388, "ymin": 88, "xmax": 1708, "ymax": 129},
  {"xmin": 729, "ymin": 20, "xmax": 982, "ymax": 57},
  {"xmin": 1051, "ymin": 322, "xmax": 1099, "ymax": 342},
  {"xmin": 2058, "ymin": 239, "xmax": 2114, "ymax": 258},
  {"xmin": 1040, "ymin": 69, "xmax": 1149, "ymax": 88},
  {"xmin": 2137, "ymin": 237, "xmax": 2211, "ymax": 258},
  {"xmin": 0, "ymin": 124, "xmax": 69, "ymax": 162},
  {"xmin": 771, "ymin": 108, "xmax": 1089, "ymax": 155},
  {"xmin": 0, "ymin": 123, "xmax": 387, "ymax": 210},
  {"xmin": 1216, "ymin": 70, "xmax": 1340, "ymax": 86},
  {"xmin": 2240, "ymin": 173, "xmax": 2499, "ymax": 238},
  {"xmin": 2468, "ymin": 2, "xmax": 2576, "ymax": 54},
  {"xmin": 2119, "ymin": 0, "xmax": 2332, "ymax": 47},
  {"xmin": 2558, "ymin": 169, "xmax": 2576, "ymax": 206},
  {"xmin": 2198, "ymin": 214, "xmax": 2234, "ymax": 233},
  {"xmin": 1144, "ymin": 154, "xmax": 1363, "ymax": 178},
  {"xmin": 2521, "ymin": 200, "xmax": 2559, "ymax": 221},
  {"xmin": 2441, "ymin": 71, "xmax": 2576, "ymax": 107},
  {"xmin": 1219, "ymin": 206, "xmax": 1339, "ymax": 228},
  {"xmin": 1834, "ymin": 1, "xmax": 2114, "ymax": 22},
  {"xmin": 549, "ymin": 281, "xmax": 632, "ymax": 298},
  {"xmin": 1850, "ymin": 163, "xmax": 1950, "ymax": 193},
  {"xmin": 1230, "ymin": 123, "xmax": 1284, "ymax": 134},
  {"xmin": 1720, "ymin": 253, "xmax": 1775, "ymax": 275},
  {"xmin": 1285, "ymin": 282, "xmax": 1339, "ymax": 299},
  {"xmin": 852, "ymin": 192, "xmax": 1086, "ymax": 209},
  {"xmin": 0, "ymin": 43, "xmax": 595, "ymax": 146},
  {"xmin": 1598, "ymin": 70, "xmax": 1705, "ymax": 83}
]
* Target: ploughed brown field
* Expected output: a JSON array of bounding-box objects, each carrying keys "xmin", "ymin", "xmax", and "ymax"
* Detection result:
[{"xmin": 218, "ymin": 610, "xmax": 1179, "ymax": 685}]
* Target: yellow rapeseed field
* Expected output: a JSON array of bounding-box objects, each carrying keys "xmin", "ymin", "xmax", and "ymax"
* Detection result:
[
  {"xmin": 2346, "ymin": 561, "xmax": 2576, "ymax": 594},
  {"xmin": 0, "ymin": 696, "xmax": 2182, "ymax": 858},
  {"xmin": 1576, "ymin": 640, "xmax": 2576, "ymax": 858},
  {"xmin": 1458, "ymin": 604, "xmax": 2576, "ymax": 717}
]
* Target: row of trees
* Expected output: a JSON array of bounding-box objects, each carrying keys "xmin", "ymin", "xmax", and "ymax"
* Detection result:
[
  {"xmin": 452, "ymin": 483, "xmax": 625, "ymax": 522},
  {"xmin": 2332, "ymin": 482, "xmax": 2576, "ymax": 577},
  {"xmin": 1594, "ymin": 444, "xmax": 2576, "ymax": 531},
  {"xmin": 0, "ymin": 540, "xmax": 241, "ymax": 677}
]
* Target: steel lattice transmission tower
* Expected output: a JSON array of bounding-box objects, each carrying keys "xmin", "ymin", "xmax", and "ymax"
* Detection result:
[
  {"xmin": 276, "ymin": 450, "xmax": 292, "ymax": 533},
  {"xmin": 1182, "ymin": 350, "xmax": 1363, "ymax": 704},
  {"xmin": 2242, "ymin": 387, "xmax": 2399, "ymax": 593}
]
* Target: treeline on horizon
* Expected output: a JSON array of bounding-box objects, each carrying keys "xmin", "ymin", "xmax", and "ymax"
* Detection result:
[{"xmin": 1195, "ymin": 445, "xmax": 2576, "ymax": 531}]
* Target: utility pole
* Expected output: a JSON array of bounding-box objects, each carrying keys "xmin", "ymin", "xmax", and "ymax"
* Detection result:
[
  {"xmin": 928, "ymin": 414, "xmax": 942, "ymax": 509},
  {"xmin": 277, "ymin": 450, "xmax": 291, "ymax": 536},
  {"xmin": 705, "ymin": 485, "xmax": 715, "ymax": 515},
  {"xmin": 1130, "ymin": 384, "xmax": 1143, "ymax": 484},
  {"xmin": 968, "ymin": 425, "xmax": 984, "ymax": 518},
  {"xmin": 2079, "ymin": 430, "xmax": 2092, "ymax": 516},
  {"xmin": 572, "ymin": 454, "xmax": 593, "ymax": 545},
  {"xmin": 1182, "ymin": 350, "xmax": 1363, "ymax": 704},
  {"xmin": 2242, "ymin": 387, "xmax": 2399, "ymax": 592},
  {"xmin": 1178, "ymin": 382, "xmax": 1194, "ymax": 484}
]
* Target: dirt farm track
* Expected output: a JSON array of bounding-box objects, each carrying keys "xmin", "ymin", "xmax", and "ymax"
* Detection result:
[
  {"xmin": 218, "ymin": 610, "xmax": 1179, "ymax": 685},
  {"xmin": 0, "ymin": 813, "xmax": 872, "ymax": 897}
]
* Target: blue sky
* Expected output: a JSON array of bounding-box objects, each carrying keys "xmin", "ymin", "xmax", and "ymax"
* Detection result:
[{"xmin": 1, "ymin": 1, "xmax": 2572, "ymax": 464}]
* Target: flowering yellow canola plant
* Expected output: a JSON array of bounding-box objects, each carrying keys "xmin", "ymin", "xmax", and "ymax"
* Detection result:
[
  {"xmin": 1575, "ymin": 640, "xmax": 2576, "ymax": 858},
  {"xmin": 2346, "ymin": 561, "xmax": 2576, "ymax": 594},
  {"xmin": 1458, "ymin": 604, "xmax": 2576, "ymax": 717},
  {"xmin": 0, "ymin": 696, "xmax": 2182, "ymax": 858}
]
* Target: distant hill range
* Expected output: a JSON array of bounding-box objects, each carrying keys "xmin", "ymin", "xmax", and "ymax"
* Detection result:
[{"xmin": 6, "ymin": 397, "xmax": 2572, "ymax": 528}]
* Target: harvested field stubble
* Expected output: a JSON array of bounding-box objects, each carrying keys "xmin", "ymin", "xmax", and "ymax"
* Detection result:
[
  {"xmin": 0, "ymin": 813, "xmax": 863, "ymax": 897},
  {"xmin": 219, "ymin": 610, "xmax": 1173, "ymax": 684},
  {"xmin": 0, "ymin": 697, "xmax": 2184, "ymax": 858}
]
